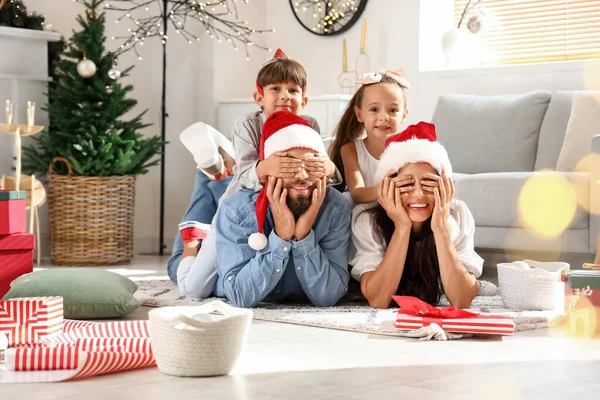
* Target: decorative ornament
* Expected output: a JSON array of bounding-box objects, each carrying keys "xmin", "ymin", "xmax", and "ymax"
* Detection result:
[
  {"xmin": 466, "ymin": 13, "xmax": 487, "ymax": 34},
  {"xmin": 108, "ymin": 68, "xmax": 121, "ymax": 80},
  {"xmin": 77, "ymin": 58, "xmax": 97, "ymax": 78}
]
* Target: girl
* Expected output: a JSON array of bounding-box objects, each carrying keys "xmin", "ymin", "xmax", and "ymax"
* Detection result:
[
  {"xmin": 350, "ymin": 122, "xmax": 493, "ymax": 309},
  {"xmin": 329, "ymin": 69, "xmax": 410, "ymax": 204}
]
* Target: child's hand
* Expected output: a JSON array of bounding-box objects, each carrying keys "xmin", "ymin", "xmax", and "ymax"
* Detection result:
[
  {"xmin": 304, "ymin": 153, "xmax": 335, "ymax": 179},
  {"xmin": 256, "ymin": 151, "xmax": 303, "ymax": 181}
]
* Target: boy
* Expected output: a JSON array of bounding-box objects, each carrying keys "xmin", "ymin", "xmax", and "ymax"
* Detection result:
[{"xmin": 168, "ymin": 49, "xmax": 340, "ymax": 298}]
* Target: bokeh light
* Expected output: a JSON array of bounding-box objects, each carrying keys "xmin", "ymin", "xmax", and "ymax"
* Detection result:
[
  {"xmin": 518, "ymin": 171, "xmax": 577, "ymax": 238},
  {"xmin": 572, "ymin": 153, "xmax": 600, "ymax": 215}
]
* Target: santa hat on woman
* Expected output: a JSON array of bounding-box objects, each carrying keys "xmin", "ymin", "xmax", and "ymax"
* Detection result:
[
  {"xmin": 375, "ymin": 122, "xmax": 452, "ymax": 181},
  {"xmin": 248, "ymin": 111, "xmax": 327, "ymax": 250}
]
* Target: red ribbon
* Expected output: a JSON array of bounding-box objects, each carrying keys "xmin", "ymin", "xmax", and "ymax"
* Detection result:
[{"xmin": 392, "ymin": 296, "xmax": 480, "ymax": 320}]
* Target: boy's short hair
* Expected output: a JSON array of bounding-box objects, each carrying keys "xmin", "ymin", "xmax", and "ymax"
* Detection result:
[{"xmin": 256, "ymin": 58, "xmax": 307, "ymax": 91}]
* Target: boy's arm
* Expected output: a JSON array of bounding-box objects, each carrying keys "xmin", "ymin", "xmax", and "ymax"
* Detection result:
[
  {"xmin": 231, "ymin": 116, "xmax": 263, "ymax": 192},
  {"xmin": 304, "ymin": 115, "xmax": 343, "ymax": 186}
]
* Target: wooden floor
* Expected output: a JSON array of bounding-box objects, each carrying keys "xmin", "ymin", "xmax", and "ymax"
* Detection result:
[{"xmin": 3, "ymin": 256, "xmax": 600, "ymax": 399}]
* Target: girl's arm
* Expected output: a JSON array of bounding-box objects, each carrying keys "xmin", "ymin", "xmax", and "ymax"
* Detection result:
[
  {"xmin": 360, "ymin": 226, "xmax": 411, "ymax": 308},
  {"xmin": 340, "ymin": 143, "xmax": 378, "ymax": 203}
]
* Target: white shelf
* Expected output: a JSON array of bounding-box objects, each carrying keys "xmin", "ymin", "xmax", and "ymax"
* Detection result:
[{"xmin": 0, "ymin": 26, "xmax": 61, "ymax": 42}]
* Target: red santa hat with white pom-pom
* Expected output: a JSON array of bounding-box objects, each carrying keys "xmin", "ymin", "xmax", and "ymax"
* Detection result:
[
  {"xmin": 248, "ymin": 111, "xmax": 327, "ymax": 251},
  {"xmin": 375, "ymin": 122, "xmax": 453, "ymax": 181}
]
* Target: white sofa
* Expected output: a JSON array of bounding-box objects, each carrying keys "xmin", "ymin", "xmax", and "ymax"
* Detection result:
[{"xmin": 431, "ymin": 91, "xmax": 599, "ymax": 260}]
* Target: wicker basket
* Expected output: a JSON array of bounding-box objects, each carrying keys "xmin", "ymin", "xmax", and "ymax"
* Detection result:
[
  {"xmin": 46, "ymin": 157, "xmax": 136, "ymax": 266},
  {"xmin": 149, "ymin": 301, "xmax": 253, "ymax": 377},
  {"xmin": 497, "ymin": 260, "xmax": 569, "ymax": 311}
]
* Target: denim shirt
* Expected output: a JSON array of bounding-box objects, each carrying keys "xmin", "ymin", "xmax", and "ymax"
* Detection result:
[{"xmin": 214, "ymin": 187, "xmax": 351, "ymax": 308}]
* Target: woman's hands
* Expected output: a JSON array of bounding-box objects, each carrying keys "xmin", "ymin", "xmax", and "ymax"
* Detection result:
[
  {"xmin": 421, "ymin": 173, "xmax": 455, "ymax": 235},
  {"xmin": 377, "ymin": 170, "xmax": 412, "ymax": 229}
]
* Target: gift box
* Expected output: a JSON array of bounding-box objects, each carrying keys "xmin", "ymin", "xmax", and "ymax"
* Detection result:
[
  {"xmin": 562, "ymin": 270, "xmax": 600, "ymax": 336},
  {"xmin": 2, "ymin": 319, "xmax": 154, "ymax": 383},
  {"xmin": 0, "ymin": 190, "xmax": 27, "ymax": 235},
  {"xmin": 0, "ymin": 232, "xmax": 35, "ymax": 298},
  {"xmin": 393, "ymin": 296, "xmax": 516, "ymax": 336},
  {"xmin": 0, "ymin": 296, "xmax": 63, "ymax": 346}
]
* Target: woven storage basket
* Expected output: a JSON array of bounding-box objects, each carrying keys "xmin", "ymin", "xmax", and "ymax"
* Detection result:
[
  {"xmin": 46, "ymin": 157, "xmax": 136, "ymax": 266},
  {"xmin": 149, "ymin": 301, "xmax": 253, "ymax": 377},
  {"xmin": 498, "ymin": 260, "xmax": 569, "ymax": 311}
]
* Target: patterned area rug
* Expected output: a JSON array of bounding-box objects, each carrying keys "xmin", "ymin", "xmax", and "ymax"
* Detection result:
[{"xmin": 133, "ymin": 278, "xmax": 562, "ymax": 337}]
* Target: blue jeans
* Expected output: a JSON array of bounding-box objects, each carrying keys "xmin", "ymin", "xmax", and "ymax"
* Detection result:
[{"xmin": 167, "ymin": 171, "xmax": 232, "ymax": 283}]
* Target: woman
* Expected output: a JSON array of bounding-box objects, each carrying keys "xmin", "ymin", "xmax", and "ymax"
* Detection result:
[{"xmin": 349, "ymin": 122, "xmax": 486, "ymax": 309}]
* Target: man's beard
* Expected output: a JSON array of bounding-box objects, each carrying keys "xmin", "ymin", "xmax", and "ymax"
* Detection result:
[{"xmin": 286, "ymin": 181, "xmax": 314, "ymax": 219}]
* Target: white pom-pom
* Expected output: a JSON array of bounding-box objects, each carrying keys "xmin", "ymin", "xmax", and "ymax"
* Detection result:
[{"xmin": 248, "ymin": 232, "xmax": 268, "ymax": 250}]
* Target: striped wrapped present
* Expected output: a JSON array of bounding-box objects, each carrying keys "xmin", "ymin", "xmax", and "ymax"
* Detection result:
[
  {"xmin": 1, "ymin": 319, "xmax": 154, "ymax": 383},
  {"xmin": 0, "ymin": 297, "xmax": 63, "ymax": 346},
  {"xmin": 393, "ymin": 296, "xmax": 516, "ymax": 336}
]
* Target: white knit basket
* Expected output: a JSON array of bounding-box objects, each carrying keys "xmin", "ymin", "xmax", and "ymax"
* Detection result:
[
  {"xmin": 149, "ymin": 301, "xmax": 253, "ymax": 377},
  {"xmin": 497, "ymin": 260, "xmax": 569, "ymax": 311}
]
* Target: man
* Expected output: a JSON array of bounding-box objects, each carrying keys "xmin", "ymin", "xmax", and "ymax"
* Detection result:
[{"xmin": 214, "ymin": 111, "xmax": 351, "ymax": 308}]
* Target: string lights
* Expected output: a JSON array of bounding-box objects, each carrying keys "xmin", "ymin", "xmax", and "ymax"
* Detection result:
[
  {"xmin": 97, "ymin": 0, "xmax": 274, "ymax": 62},
  {"xmin": 291, "ymin": 0, "xmax": 359, "ymax": 35}
]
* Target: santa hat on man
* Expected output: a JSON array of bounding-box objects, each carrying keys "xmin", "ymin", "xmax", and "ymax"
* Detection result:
[
  {"xmin": 248, "ymin": 111, "xmax": 327, "ymax": 250},
  {"xmin": 375, "ymin": 122, "xmax": 452, "ymax": 181}
]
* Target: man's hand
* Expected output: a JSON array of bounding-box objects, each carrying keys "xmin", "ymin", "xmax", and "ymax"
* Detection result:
[
  {"xmin": 304, "ymin": 153, "xmax": 335, "ymax": 179},
  {"xmin": 256, "ymin": 151, "xmax": 303, "ymax": 181},
  {"xmin": 266, "ymin": 176, "xmax": 296, "ymax": 241},
  {"xmin": 294, "ymin": 176, "xmax": 327, "ymax": 240}
]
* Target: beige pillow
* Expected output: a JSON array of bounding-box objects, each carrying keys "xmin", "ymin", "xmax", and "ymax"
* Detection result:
[{"xmin": 556, "ymin": 91, "xmax": 600, "ymax": 171}]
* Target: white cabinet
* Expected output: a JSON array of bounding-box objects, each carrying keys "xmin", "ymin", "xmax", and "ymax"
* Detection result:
[{"xmin": 217, "ymin": 94, "xmax": 351, "ymax": 150}]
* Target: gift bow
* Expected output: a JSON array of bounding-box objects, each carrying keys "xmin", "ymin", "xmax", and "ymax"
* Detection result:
[
  {"xmin": 392, "ymin": 296, "xmax": 479, "ymax": 321},
  {"xmin": 356, "ymin": 69, "xmax": 411, "ymax": 89}
]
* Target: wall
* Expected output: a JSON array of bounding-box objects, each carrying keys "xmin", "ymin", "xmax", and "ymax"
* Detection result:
[
  {"xmin": 261, "ymin": 0, "xmax": 598, "ymax": 126},
  {"xmin": 13, "ymin": 0, "xmax": 599, "ymax": 258}
]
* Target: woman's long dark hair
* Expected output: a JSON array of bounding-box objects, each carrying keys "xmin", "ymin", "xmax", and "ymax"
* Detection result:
[
  {"xmin": 366, "ymin": 206, "xmax": 443, "ymax": 306},
  {"xmin": 328, "ymin": 75, "xmax": 407, "ymax": 192}
]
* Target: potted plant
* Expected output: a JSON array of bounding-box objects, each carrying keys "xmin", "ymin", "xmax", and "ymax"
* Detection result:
[{"xmin": 23, "ymin": 0, "xmax": 163, "ymax": 265}]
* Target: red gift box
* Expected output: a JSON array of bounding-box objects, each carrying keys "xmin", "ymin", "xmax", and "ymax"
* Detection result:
[
  {"xmin": 0, "ymin": 296, "xmax": 63, "ymax": 346},
  {"xmin": 0, "ymin": 190, "xmax": 27, "ymax": 235},
  {"xmin": 393, "ymin": 296, "xmax": 516, "ymax": 335},
  {"xmin": 0, "ymin": 232, "xmax": 35, "ymax": 298}
]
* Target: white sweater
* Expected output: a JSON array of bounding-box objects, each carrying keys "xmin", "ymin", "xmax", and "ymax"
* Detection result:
[{"xmin": 348, "ymin": 199, "xmax": 484, "ymax": 281}]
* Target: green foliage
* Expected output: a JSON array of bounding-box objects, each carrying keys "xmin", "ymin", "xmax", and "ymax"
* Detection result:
[{"xmin": 22, "ymin": 0, "xmax": 164, "ymax": 177}]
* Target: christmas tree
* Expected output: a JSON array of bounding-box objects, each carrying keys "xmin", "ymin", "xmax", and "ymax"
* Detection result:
[{"xmin": 23, "ymin": 0, "xmax": 163, "ymax": 177}]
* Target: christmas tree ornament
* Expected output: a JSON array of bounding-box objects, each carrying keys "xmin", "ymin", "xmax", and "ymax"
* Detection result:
[
  {"xmin": 467, "ymin": 13, "xmax": 487, "ymax": 34},
  {"xmin": 108, "ymin": 68, "xmax": 121, "ymax": 80},
  {"xmin": 77, "ymin": 58, "xmax": 96, "ymax": 78}
]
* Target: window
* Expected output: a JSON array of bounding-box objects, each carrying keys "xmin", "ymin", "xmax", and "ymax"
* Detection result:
[{"xmin": 454, "ymin": 0, "xmax": 600, "ymax": 65}]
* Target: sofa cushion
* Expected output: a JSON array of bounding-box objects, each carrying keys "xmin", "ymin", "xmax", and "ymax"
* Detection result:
[
  {"xmin": 534, "ymin": 91, "xmax": 573, "ymax": 171},
  {"xmin": 432, "ymin": 91, "xmax": 551, "ymax": 174},
  {"xmin": 453, "ymin": 172, "xmax": 589, "ymax": 229},
  {"xmin": 556, "ymin": 91, "xmax": 600, "ymax": 172}
]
